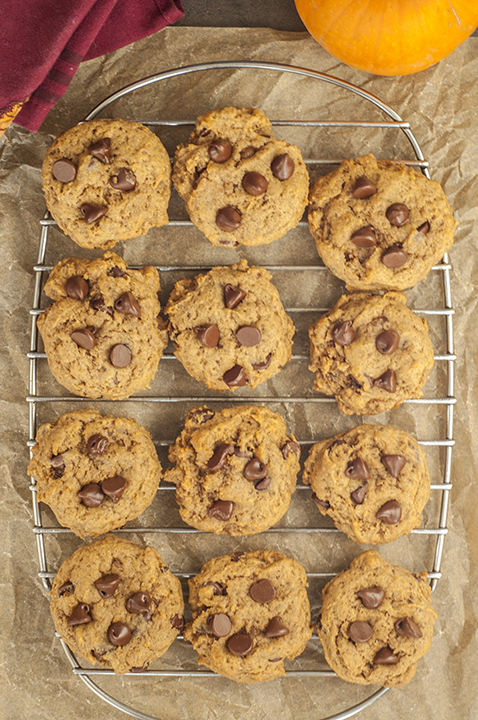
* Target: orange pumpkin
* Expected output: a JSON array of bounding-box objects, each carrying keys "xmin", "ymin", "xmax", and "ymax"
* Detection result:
[{"xmin": 294, "ymin": 0, "xmax": 478, "ymax": 76}]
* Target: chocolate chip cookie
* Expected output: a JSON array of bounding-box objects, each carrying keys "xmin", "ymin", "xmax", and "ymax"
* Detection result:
[
  {"xmin": 165, "ymin": 405, "xmax": 301, "ymax": 535},
  {"xmin": 28, "ymin": 409, "xmax": 161, "ymax": 538},
  {"xmin": 49, "ymin": 534, "xmax": 184, "ymax": 673},
  {"xmin": 185, "ymin": 550, "xmax": 312, "ymax": 682},
  {"xmin": 308, "ymin": 154, "xmax": 457, "ymax": 291},
  {"xmin": 172, "ymin": 106, "xmax": 309, "ymax": 247},
  {"xmin": 308, "ymin": 291, "xmax": 434, "ymax": 415},
  {"xmin": 42, "ymin": 118, "xmax": 171, "ymax": 249},
  {"xmin": 166, "ymin": 259, "xmax": 295, "ymax": 391},
  {"xmin": 36, "ymin": 251, "xmax": 168, "ymax": 399},
  {"xmin": 303, "ymin": 424, "xmax": 430, "ymax": 544},
  {"xmin": 317, "ymin": 550, "xmax": 437, "ymax": 687}
]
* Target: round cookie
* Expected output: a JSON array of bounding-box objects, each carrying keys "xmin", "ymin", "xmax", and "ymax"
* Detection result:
[
  {"xmin": 165, "ymin": 405, "xmax": 301, "ymax": 535},
  {"xmin": 49, "ymin": 534, "xmax": 184, "ymax": 674},
  {"xmin": 302, "ymin": 424, "xmax": 430, "ymax": 544},
  {"xmin": 185, "ymin": 550, "xmax": 312, "ymax": 682},
  {"xmin": 308, "ymin": 291, "xmax": 434, "ymax": 415},
  {"xmin": 36, "ymin": 251, "xmax": 168, "ymax": 399},
  {"xmin": 172, "ymin": 106, "xmax": 309, "ymax": 247},
  {"xmin": 166, "ymin": 259, "xmax": 295, "ymax": 391},
  {"xmin": 28, "ymin": 409, "xmax": 162, "ymax": 538},
  {"xmin": 317, "ymin": 550, "xmax": 437, "ymax": 687},
  {"xmin": 308, "ymin": 153, "xmax": 457, "ymax": 291},
  {"xmin": 42, "ymin": 118, "xmax": 171, "ymax": 249}
]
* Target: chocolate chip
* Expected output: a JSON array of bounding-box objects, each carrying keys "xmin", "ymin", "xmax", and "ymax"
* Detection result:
[
  {"xmin": 345, "ymin": 458, "xmax": 370, "ymax": 480},
  {"xmin": 65, "ymin": 276, "xmax": 89, "ymax": 300},
  {"xmin": 249, "ymin": 579, "xmax": 276, "ymax": 604},
  {"xmin": 234, "ymin": 447, "xmax": 252, "ymax": 458},
  {"xmin": 114, "ymin": 292, "xmax": 141, "ymax": 318},
  {"xmin": 352, "ymin": 176, "xmax": 377, "ymax": 198},
  {"xmin": 223, "ymin": 365, "xmax": 249, "ymax": 388},
  {"xmin": 357, "ymin": 586, "xmax": 385, "ymax": 609},
  {"xmin": 126, "ymin": 592, "xmax": 153, "ymax": 620},
  {"xmin": 332, "ymin": 320, "xmax": 355, "ymax": 346},
  {"xmin": 216, "ymin": 206, "xmax": 241, "ymax": 231},
  {"xmin": 102, "ymin": 475, "xmax": 126, "ymax": 502},
  {"xmin": 348, "ymin": 621, "xmax": 373, "ymax": 643},
  {"xmin": 194, "ymin": 324, "xmax": 220, "ymax": 348},
  {"xmin": 240, "ymin": 146, "xmax": 256, "ymax": 159},
  {"xmin": 350, "ymin": 225, "xmax": 377, "ymax": 249},
  {"xmin": 207, "ymin": 443, "xmax": 235, "ymax": 470},
  {"xmin": 417, "ymin": 221, "xmax": 430, "ymax": 234},
  {"xmin": 394, "ymin": 617, "xmax": 422, "ymax": 638},
  {"xmin": 208, "ymin": 500, "xmax": 234, "ymax": 521},
  {"xmin": 252, "ymin": 353, "xmax": 272, "ymax": 371},
  {"xmin": 203, "ymin": 581, "xmax": 226, "ymax": 596},
  {"xmin": 52, "ymin": 159, "xmax": 77, "ymax": 183},
  {"xmin": 87, "ymin": 434, "xmax": 108, "ymax": 456},
  {"xmin": 78, "ymin": 483, "xmax": 105, "ymax": 507},
  {"xmin": 109, "ymin": 168, "xmax": 136, "ymax": 191},
  {"xmin": 110, "ymin": 266, "xmax": 126, "ymax": 277},
  {"xmin": 243, "ymin": 458, "xmax": 268, "ymax": 481},
  {"xmin": 208, "ymin": 139, "xmax": 232, "ymax": 163},
  {"xmin": 80, "ymin": 203, "xmax": 107, "ymax": 224},
  {"xmin": 269, "ymin": 657, "xmax": 283, "ymax": 663},
  {"xmin": 230, "ymin": 551, "xmax": 244, "ymax": 562},
  {"xmin": 386, "ymin": 203, "xmax": 409, "ymax": 226},
  {"xmin": 227, "ymin": 633, "xmax": 253, "ymax": 656},
  {"xmin": 255, "ymin": 476, "xmax": 271, "ymax": 491},
  {"xmin": 71, "ymin": 328, "xmax": 96, "ymax": 350},
  {"xmin": 90, "ymin": 296, "xmax": 113, "ymax": 315},
  {"xmin": 374, "ymin": 647, "xmax": 399, "ymax": 665},
  {"xmin": 109, "ymin": 343, "xmax": 132, "ymax": 368},
  {"xmin": 282, "ymin": 440, "xmax": 300, "ymax": 459},
  {"xmin": 58, "ymin": 580, "xmax": 74, "ymax": 597},
  {"xmin": 224, "ymin": 284, "xmax": 246, "ymax": 309},
  {"xmin": 350, "ymin": 481, "xmax": 368, "ymax": 505},
  {"xmin": 208, "ymin": 613, "xmax": 232, "ymax": 637},
  {"xmin": 171, "ymin": 614, "xmax": 184, "ymax": 632},
  {"xmin": 311, "ymin": 492, "xmax": 330, "ymax": 510},
  {"xmin": 51, "ymin": 454, "xmax": 65, "ymax": 478},
  {"xmin": 188, "ymin": 408, "xmax": 215, "ymax": 424},
  {"xmin": 376, "ymin": 329, "xmax": 400, "ymax": 354},
  {"xmin": 242, "ymin": 171, "xmax": 268, "ymax": 196},
  {"xmin": 236, "ymin": 325, "xmax": 261, "ymax": 347},
  {"xmin": 108, "ymin": 621, "xmax": 131, "ymax": 646},
  {"xmin": 382, "ymin": 244, "xmax": 408, "ymax": 268},
  {"xmin": 95, "ymin": 574, "xmax": 121, "ymax": 598},
  {"xmin": 67, "ymin": 603, "xmax": 92, "ymax": 626},
  {"xmin": 264, "ymin": 616, "xmax": 289, "ymax": 638},
  {"xmin": 381, "ymin": 454, "xmax": 406, "ymax": 478},
  {"xmin": 130, "ymin": 663, "xmax": 149, "ymax": 673},
  {"xmin": 372, "ymin": 369, "xmax": 397, "ymax": 392},
  {"xmin": 271, "ymin": 154, "xmax": 294, "ymax": 180},
  {"xmin": 376, "ymin": 499, "xmax": 402, "ymax": 524},
  {"xmin": 88, "ymin": 137, "xmax": 111, "ymax": 163}
]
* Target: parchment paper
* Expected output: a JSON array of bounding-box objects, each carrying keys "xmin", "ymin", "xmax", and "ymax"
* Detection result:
[{"xmin": 1, "ymin": 27, "xmax": 477, "ymax": 720}]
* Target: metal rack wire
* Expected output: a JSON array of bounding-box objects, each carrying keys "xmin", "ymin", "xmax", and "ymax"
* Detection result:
[{"xmin": 27, "ymin": 62, "xmax": 455, "ymax": 720}]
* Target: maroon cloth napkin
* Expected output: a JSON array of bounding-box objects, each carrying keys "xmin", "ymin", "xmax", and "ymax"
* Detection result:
[{"xmin": 1, "ymin": 0, "xmax": 184, "ymax": 132}]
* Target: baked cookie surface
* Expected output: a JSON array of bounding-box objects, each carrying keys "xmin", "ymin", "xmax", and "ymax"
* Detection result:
[
  {"xmin": 172, "ymin": 106, "xmax": 309, "ymax": 247},
  {"xmin": 28, "ymin": 409, "xmax": 161, "ymax": 538},
  {"xmin": 308, "ymin": 292, "xmax": 434, "ymax": 415},
  {"xmin": 317, "ymin": 550, "xmax": 436, "ymax": 687},
  {"xmin": 49, "ymin": 534, "xmax": 184, "ymax": 674},
  {"xmin": 166, "ymin": 259, "xmax": 295, "ymax": 391},
  {"xmin": 185, "ymin": 550, "xmax": 312, "ymax": 682},
  {"xmin": 36, "ymin": 251, "xmax": 168, "ymax": 399},
  {"xmin": 308, "ymin": 154, "xmax": 457, "ymax": 291},
  {"xmin": 303, "ymin": 424, "xmax": 430, "ymax": 544},
  {"xmin": 42, "ymin": 118, "xmax": 170, "ymax": 249},
  {"xmin": 165, "ymin": 405, "xmax": 300, "ymax": 535}
]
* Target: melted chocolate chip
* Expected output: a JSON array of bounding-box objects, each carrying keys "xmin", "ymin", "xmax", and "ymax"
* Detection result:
[
  {"xmin": 67, "ymin": 603, "xmax": 92, "ymax": 626},
  {"xmin": 227, "ymin": 633, "xmax": 253, "ymax": 656},
  {"xmin": 345, "ymin": 458, "xmax": 370, "ymax": 481},
  {"xmin": 58, "ymin": 580, "xmax": 74, "ymax": 597},
  {"xmin": 223, "ymin": 365, "xmax": 249, "ymax": 388},
  {"xmin": 78, "ymin": 483, "xmax": 105, "ymax": 507},
  {"xmin": 110, "ymin": 266, "xmax": 126, "ymax": 277},
  {"xmin": 242, "ymin": 171, "xmax": 268, "ymax": 196},
  {"xmin": 350, "ymin": 481, "xmax": 368, "ymax": 505},
  {"xmin": 208, "ymin": 613, "xmax": 232, "ymax": 637},
  {"xmin": 203, "ymin": 581, "xmax": 226, "ymax": 596},
  {"xmin": 65, "ymin": 276, "xmax": 89, "ymax": 300},
  {"xmin": 216, "ymin": 206, "xmax": 241, "ymax": 231},
  {"xmin": 95, "ymin": 574, "xmax": 121, "ymax": 598},
  {"xmin": 126, "ymin": 592, "xmax": 152, "ymax": 620},
  {"xmin": 374, "ymin": 647, "xmax": 399, "ymax": 665},
  {"xmin": 372, "ymin": 369, "xmax": 397, "ymax": 392},
  {"xmin": 311, "ymin": 492, "xmax": 330, "ymax": 510},
  {"xmin": 108, "ymin": 622, "xmax": 131, "ymax": 646},
  {"xmin": 240, "ymin": 146, "xmax": 256, "ymax": 159},
  {"xmin": 109, "ymin": 343, "xmax": 132, "ymax": 368},
  {"xmin": 171, "ymin": 614, "xmax": 184, "ymax": 631},
  {"xmin": 357, "ymin": 586, "xmax": 385, "ymax": 609},
  {"xmin": 130, "ymin": 663, "xmax": 149, "ymax": 673},
  {"xmin": 208, "ymin": 139, "xmax": 232, "ymax": 163},
  {"xmin": 376, "ymin": 499, "xmax": 402, "ymax": 524},
  {"xmin": 51, "ymin": 454, "xmax": 65, "ymax": 478},
  {"xmin": 208, "ymin": 500, "xmax": 234, "ymax": 521},
  {"xmin": 102, "ymin": 475, "xmax": 126, "ymax": 502},
  {"xmin": 224, "ymin": 284, "xmax": 246, "ymax": 309},
  {"xmin": 249, "ymin": 579, "xmax": 276, "ymax": 604},
  {"xmin": 207, "ymin": 443, "xmax": 235, "ymax": 470},
  {"xmin": 332, "ymin": 320, "xmax": 355, "ymax": 346},
  {"xmin": 114, "ymin": 292, "xmax": 141, "ymax": 318},
  {"xmin": 244, "ymin": 458, "xmax": 268, "ymax": 481},
  {"xmin": 386, "ymin": 203, "xmax": 409, "ymax": 226},
  {"xmin": 381, "ymin": 454, "xmax": 406, "ymax": 478},
  {"xmin": 90, "ymin": 296, "xmax": 113, "ymax": 315},
  {"xmin": 80, "ymin": 203, "xmax": 107, "ymax": 224},
  {"xmin": 352, "ymin": 176, "xmax": 377, "ymax": 198},
  {"xmin": 230, "ymin": 551, "xmax": 244, "ymax": 562},
  {"xmin": 348, "ymin": 621, "xmax": 373, "ymax": 643},
  {"xmin": 417, "ymin": 221, "xmax": 430, "ymax": 234},
  {"xmin": 382, "ymin": 245, "xmax": 408, "ymax": 268},
  {"xmin": 236, "ymin": 325, "xmax": 261, "ymax": 347},
  {"xmin": 109, "ymin": 168, "xmax": 136, "ymax": 191},
  {"xmin": 188, "ymin": 408, "xmax": 215, "ymax": 424},
  {"xmin": 376, "ymin": 329, "xmax": 400, "ymax": 354},
  {"xmin": 264, "ymin": 616, "xmax": 289, "ymax": 638},
  {"xmin": 52, "ymin": 159, "xmax": 77, "ymax": 183},
  {"xmin": 394, "ymin": 617, "xmax": 422, "ymax": 638},
  {"xmin": 271, "ymin": 154, "xmax": 294, "ymax": 180},
  {"xmin": 88, "ymin": 137, "xmax": 111, "ymax": 163},
  {"xmin": 71, "ymin": 328, "xmax": 96, "ymax": 350},
  {"xmin": 282, "ymin": 440, "xmax": 300, "ymax": 459},
  {"xmin": 194, "ymin": 324, "xmax": 220, "ymax": 348},
  {"xmin": 87, "ymin": 434, "xmax": 109, "ymax": 455},
  {"xmin": 254, "ymin": 476, "xmax": 271, "ymax": 491},
  {"xmin": 351, "ymin": 226, "xmax": 377, "ymax": 248},
  {"xmin": 252, "ymin": 353, "xmax": 272, "ymax": 371}
]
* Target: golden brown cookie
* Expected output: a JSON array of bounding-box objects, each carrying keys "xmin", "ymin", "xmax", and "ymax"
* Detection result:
[
  {"xmin": 49, "ymin": 535, "xmax": 184, "ymax": 674},
  {"xmin": 165, "ymin": 405, "xmax": 300, "ymax": 535},
  {"xmin": 185, "ymin": 550, "xmax": 312, "ymax": 682},
  {"xmin": 308, "ymin": 292, "xmax": 434, "ymax": 415},
  {"xmin": 302, "ymin": 424, "xmax": 430, "ymax": 544},
  {"xmin": 308, "ymin": 154, "xmax": 457, "ymax": 291},
  {"xmin": 36, "ymin": 251, "xmax": 168, "ymax": 399},
  {"xmin": 42, "ymin": 118, "xmax": 171, "ymax": 249},
  {"xmin": 317, "ymin": 550, "xmax": 437, "ymax": 687},
  {"xmin": 172, "ymin": 106, "xmax": 309, "ymax": 247},
  {"xmin": 28, "ymin": 409, "xmax": 161, "ymax": 538}
]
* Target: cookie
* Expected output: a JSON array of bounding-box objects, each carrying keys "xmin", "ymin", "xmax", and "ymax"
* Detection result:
[
  {"xmin": 308, "ymin": 154, "xmax": 457, "ymax": 291},
  {"xmin": 49, "ymin": 535, "xmax": 184, "ymax": 674},
  {"xmin": 303, "ymin": 424, "xmax": 430, "ymax": 544},
  {"xmin": 308, "ymin": 291, "xmax": 434, "ymax": 415},
  {"xmin": 28, "ymin": 409, "xmax": 161, "ymax": 538},
  {"xmin": 36, "ymin": 251, "xmax": 168, "ymax": 399},
  {"xmin": 185, "ymin": 550, "xmax": 312, "ymax": 682},
  {"xmin": 42, "ymin": 118, "xmax": 171, "ymax": 249},
  {"xmin": 166, "ymin": 259, "xmax": 295, "ymax": 391},
  {"xmin": 165, "ymin": 405, "xmax": 301, "ymax": 535},
  {"xmin": 172, "ymin": 106, "xmax": 309, "ymax": 247},
  {"xmin": 317, "ymin": 550, "xmax": 437, "ymax": 687}
]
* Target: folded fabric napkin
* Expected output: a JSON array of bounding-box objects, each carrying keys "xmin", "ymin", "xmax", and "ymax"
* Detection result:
[{"xmin": 0, "ymin": 0, "xmax": 184, "ymax": 135}]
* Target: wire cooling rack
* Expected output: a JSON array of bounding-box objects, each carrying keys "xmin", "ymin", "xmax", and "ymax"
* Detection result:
[{"xmin": 27, "ymin": 62, "xmax": 456, "ymax": 720}]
